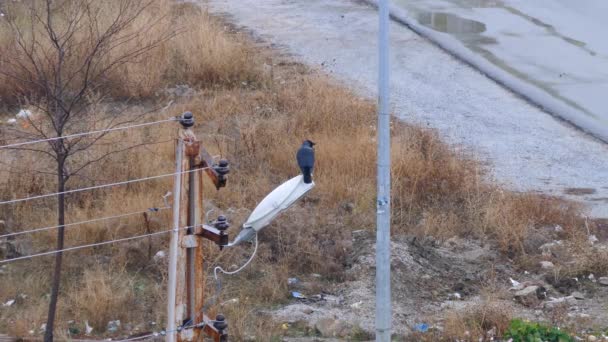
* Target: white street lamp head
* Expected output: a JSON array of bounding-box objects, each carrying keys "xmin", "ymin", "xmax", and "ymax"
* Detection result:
[{"xmin": 228, "ymin": 175, "xmax": 315, "ymax": 247}]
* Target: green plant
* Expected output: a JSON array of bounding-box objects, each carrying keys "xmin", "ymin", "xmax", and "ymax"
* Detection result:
[{"xmin": 504, "ymin": 319, "xmax": 573, "ymax": 342}]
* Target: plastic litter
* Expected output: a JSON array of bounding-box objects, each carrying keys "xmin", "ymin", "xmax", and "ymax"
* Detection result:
[
  {"xmin": 291, "ymin": 291, "xmax": 306, "ymax": 299},
  {"xmin": 414, "ymin": 323, "xmax": 429, "ymax": 333}
]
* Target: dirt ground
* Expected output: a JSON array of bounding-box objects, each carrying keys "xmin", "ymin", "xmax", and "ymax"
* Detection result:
[{"xmin": 268, "ymin": 230, "xmax": 608, "ymax": 340}]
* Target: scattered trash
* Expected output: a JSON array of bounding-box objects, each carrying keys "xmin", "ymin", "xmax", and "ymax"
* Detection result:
[
  {"xmin": 414, "ymin": 323, "xmax": 429, "ymax": 333},
  {"xmin": 281, "ymin": 323, "xmax": 289, "ymax": 330},
  {"xmin": 40, "ymin": 323, "xmax": 47, "ymax": 333},
  {"xmin": 107, "ymin": 320, "xmax": 121, "ymax": 333},
  {"xmin": 153, "ymin": 250, "xmax": 166, "ymax": 262},
  {"xmin": 2, "ymin": 299, "xmax": 15, "ymax": 307},
  {"xmin": 16, "ymin": 109, "xmax": 32, "ymax": 119},
  {"xmin": 588, "ymin": 235, "xmax": 599, "ymax": 245},
  {"xmin": 220, "ymin": 298, "xmax": 239, "ymax": 306},
  {"xmin": 589, "ymin": 274, "xmax": 596, "ymax": 282},
  {"xmin": 85, "ymin": 320, "xmax": 94, "ymax": 335},
  {"xmin": 310, "ymin": 293, "xmax": 342, "ymax": 305},
  {"xmin": 288, "ymin": 277, "xmax": 299, "ymax": 286},
  {"xmin": 7, "ymin": 118, "xmax": 16, "ymax": 125},
  {"xmin": 449, "ymin": 292, "xmax": 461, "ymax": 300},
  {"xmin": 350, "ymin": 301, "xmax": 363, "ymax": 309},
  {"xmin": 554, "ymin": 225, "xmax": 563, "ymax": 232},
  {"xmin": 509, "ymin": 277, "xmax": 522, "ymax": 290},
  {"xmin": 291, "ymin": 291, "xmax": 306, "ymax": 299},
  {"xmin": 311, "ymin": 273, "xmax": 322, "ymax": 278}
]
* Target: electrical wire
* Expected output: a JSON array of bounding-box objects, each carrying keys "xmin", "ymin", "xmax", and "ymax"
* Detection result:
[
  {"xmin": 0, "ymin": 224, "xmax": 199, "ymax": 264},
  {"xmin": 0, "ymin": 206, "xmax": 170, "ymax": 239},
  {"xmin": 0, "ymin": 118, "xmax": 177, "ymax": 150},
  {"xmin": 214, "ymin": 233, "xmax": 259, "ymax": 278},
  {"xmin": 205, "ymin": 233, "xmax": 259, "ymax": 311},
  {"xmin": 0, "ymin": 167, "xmax": 209, "ymax": 206}
]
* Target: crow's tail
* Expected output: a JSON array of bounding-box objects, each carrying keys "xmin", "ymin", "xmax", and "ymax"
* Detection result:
[{"xmin": 302, "ymin": 167, "xmax": 312, "ymax": 184}]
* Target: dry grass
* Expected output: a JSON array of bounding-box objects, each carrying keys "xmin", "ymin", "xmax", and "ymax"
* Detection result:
[
  {"xmin": 442, "ymin": 301, "xmax": 514, "ymax": 341},
  {"xmin": 0, "ymin": 0, "xmax": 592, "ymax": 339},
  {"xmin": 0, "ymin": 0, "xmax": 265, "ymax": 105}
]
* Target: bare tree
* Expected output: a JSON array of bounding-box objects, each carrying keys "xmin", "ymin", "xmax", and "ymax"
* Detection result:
[{"xmin": 0, "ymin": 1, "xmax": 174, "ymax": 340}]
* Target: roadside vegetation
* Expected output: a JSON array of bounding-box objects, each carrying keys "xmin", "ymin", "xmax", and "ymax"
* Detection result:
[{"xmin": 0, "ymin": 0, "xmax": 599, "ymax": 340}]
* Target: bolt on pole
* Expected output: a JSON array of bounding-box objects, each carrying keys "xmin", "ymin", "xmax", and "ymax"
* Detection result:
[{"xmin": 376, "ymin": 0, "xmax": 392, "ymax": 341}]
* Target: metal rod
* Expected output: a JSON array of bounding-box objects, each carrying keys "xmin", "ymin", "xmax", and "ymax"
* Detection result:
[
  {"xmin": 376, "ymin": 0, "xmax": 392, "ymax": 341},
  {"xmin": 187, "ymin": 156, "xmax": 196, "ymax": 322},
  {"xmin": 167, "ymin": 138, "xmax": 184, "ymax": 342}
]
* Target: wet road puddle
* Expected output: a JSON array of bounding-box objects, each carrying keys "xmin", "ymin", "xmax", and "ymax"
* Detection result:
[
  {"xmin": 564, "ymin": 187, "xmax": 597, "ymax": 196},
  {"xmin": 417, "ymin": 12, "xmax": 486, "ymax": 34}
]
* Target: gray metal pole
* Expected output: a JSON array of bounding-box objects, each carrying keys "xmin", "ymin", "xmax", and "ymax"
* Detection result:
[
  {"xmin": 187, "ymin": 156, "xmax": 196, "ymax": 322},
  {"xmin": 166, "ymin": 138, "xmax": 184, "ymax": 342},
  {"xmin": 376, "ymin": 0, "xmax": 391, "ymax": 341}
]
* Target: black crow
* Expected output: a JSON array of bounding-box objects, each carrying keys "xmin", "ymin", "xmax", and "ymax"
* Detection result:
[{"xmin": 296, "ymin": 140, "xmax": 315, "ymax": 183}]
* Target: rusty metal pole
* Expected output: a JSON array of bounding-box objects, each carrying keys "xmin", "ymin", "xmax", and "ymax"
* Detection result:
[{"xmin": 169, "ymin": 112, "xmax": 226, "ymax": 342}]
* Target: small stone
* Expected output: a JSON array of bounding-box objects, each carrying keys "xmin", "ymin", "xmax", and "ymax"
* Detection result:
[
  {"xmin": 544, "ymin": 296, "xmax": 577, "ymax": 309},
  {"xmin": 315, "ymin": 319, "xmax": 350, "ymax": 338},
  {"xmin": 302, "ymin": 308, "xmax": 314, "ymax": 314},
  {"xmin": 599, "ymin": 277, "xmax": 608, "ymax": 286},
  {"xmin": 589, "ymin": 335, "xmax": 598, "ymax": 341},
  {"xmin": 540, "ymin": 261, "xmax": 555, "ymax": 269},
  {"xmin": 572, "ymin": 291, "xmax": 585, "ymax": 300},
  {"xmin": 514, "ymin": 286, "xmax": 542, "ymax": 307}
]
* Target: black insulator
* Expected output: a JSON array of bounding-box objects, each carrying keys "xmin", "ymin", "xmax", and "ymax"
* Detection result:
[
  {"xmin": 179, "ymin": 112, "xmax": 194, "ymax": 128},
  {"xmin": 214, "ymin": 314, "xmax": 227, "ymax": 331},
  {"xmin": 214, "ymin": 215, "xmax": 229, "ymax": 231},
  {"xmin": 213, "ymin": 159, "xmax": 230, "ymax": 175}
]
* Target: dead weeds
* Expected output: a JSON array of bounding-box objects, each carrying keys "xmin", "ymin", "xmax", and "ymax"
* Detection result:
[{"xmin": 0, "ymin": 0, "xmax": 594, "ymax": 339}]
